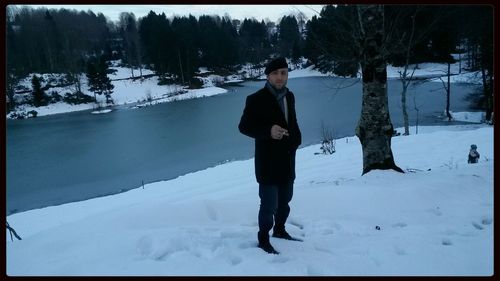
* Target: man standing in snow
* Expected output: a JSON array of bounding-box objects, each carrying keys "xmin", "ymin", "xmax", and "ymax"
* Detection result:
[{"xmin": 238, "ymin": 57, "xmax": 302, "ymax": 254}]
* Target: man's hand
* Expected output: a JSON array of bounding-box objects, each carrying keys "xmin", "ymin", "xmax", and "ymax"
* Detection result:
[{"xmin": 271, "ymin": 125, "xmax": 289, "ymax": 140}]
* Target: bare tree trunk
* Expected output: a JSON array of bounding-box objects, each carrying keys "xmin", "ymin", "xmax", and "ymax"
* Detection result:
[
  {"xmin": 74, "ymin": 73, "xmax": 82, "ymax": 93},
  {"xmin": 45, "ymin": 37, "xmax": 54, "ymax": 72},
  {"xmin": 437, "ymin": 62, "xmax": 452, "ymax": 121},
  {"xmin": 458, "ymin": 51, "xmax": 462, "ymax": 74},
  {"xmin": 355, "ymin": 5, "xmax": 404, "ymax": 175},
  {"xmin": 446, "ymin": 62, "xmax": 452, "ymax": 120},
  {"xmin": 401, "ymin": 84, "xmax": 410, "ymax": 135},
  {"xmin": 413, "ymin": 94, "xmax": 420, "ymax": 134},
  {"xmin": 6, "ymin": 76, "xmax": 17, "ymax": 112},
  {"xmin": 467, "ymin": 42, "xmax": 472, "ymax": 70},
  {"xmin": 137, "ymin": 39, "xmax": 143, "ymax": 79},
  {"xmin": 399, "ymin": 9, "xmax": 418, "ymax": 136},
  {"xmin": 481, "ymin": 66, "xmax": 493, "ymax": 122},
  {"xmin": 487, "ymin": 75, "xmax": 493, "ymax": 123},
  {"xmin": 178, "ymin": 48, "xmax": 185, "ymax": 85},
  {"xmin": 472, "ymin": 44, "xmax": 478, "ymax": 70}
]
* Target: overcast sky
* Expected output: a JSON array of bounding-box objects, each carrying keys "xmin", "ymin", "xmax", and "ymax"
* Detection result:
[{"xmin": 19, "ymin": 5, "xmax": 325, "ymax": 23}]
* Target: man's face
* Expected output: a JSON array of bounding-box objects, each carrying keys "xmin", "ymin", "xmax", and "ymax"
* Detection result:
[{"xmin": 267, "ymin": 68, "xmax": 288, "ymax": 89}]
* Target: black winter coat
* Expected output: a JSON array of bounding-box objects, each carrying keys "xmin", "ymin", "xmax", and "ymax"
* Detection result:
[{"xmin": 238, "ymin": 86, "xmax": 302, "ymax": 184}]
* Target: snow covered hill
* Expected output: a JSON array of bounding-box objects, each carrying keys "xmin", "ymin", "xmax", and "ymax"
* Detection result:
[{"xmin": 6, "ymin": 124, "xmax": 493, "ymax": 276}]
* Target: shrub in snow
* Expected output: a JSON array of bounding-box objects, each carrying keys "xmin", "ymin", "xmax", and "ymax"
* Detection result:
[
  {"xmin": 319, "ymin": 123, "xmax": 336, "ymax": 155},
  {"xmin": 63, "ymin": 91, "xmax": 94, "ymax": 105},
  {"xmin": 27, "ymin": 110, "xmax": 38, "ymax": 118},
  {"xmin": 47, "ymin": 91, "xmax": 62, "ymax": 103},
  {"xmin": 443, "ymin": 157, "xmax": 459, "ymax": 170},
  {"xmin": 145, "ymin": 90, "xmax": 153, "ymax": 103},
  {"xmin": 320, "ymin": 139, "xmax": 336, "ymax": 155},
  {"xmin": 7, "ymin": 111, "xmax": 26, "ymax": 119},
  {"xmin": 187, "ymin": 77, "xmax": 203, "ymax": 89},
  {"xmin": 211, "ymin": 76, "xmax": 225, "ymax": 87}
]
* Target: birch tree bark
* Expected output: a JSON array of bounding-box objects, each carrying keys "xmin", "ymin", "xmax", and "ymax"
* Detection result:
[{"xmin": 355, "ymin": 5, "xmax": 404, "ymax": 175}]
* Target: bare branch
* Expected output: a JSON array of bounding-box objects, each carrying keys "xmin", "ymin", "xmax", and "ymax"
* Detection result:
[{"xmin": 6, "ymin": 222, "xmax": 22, "ymax": 242}]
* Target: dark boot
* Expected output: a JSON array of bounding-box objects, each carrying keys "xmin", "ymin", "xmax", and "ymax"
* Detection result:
[
  {"xmin": 258, "ymin": 231, "xmax": 279, "ymax": 254},
  {"xmin": 272, "ymin": 227, "xmax": 303, "ymax": 241}
]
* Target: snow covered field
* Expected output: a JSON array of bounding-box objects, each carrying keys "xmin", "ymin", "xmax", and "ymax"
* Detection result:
[{"xmin": 6, "ymin": 120, "xmax": 493, "ymax": 276}]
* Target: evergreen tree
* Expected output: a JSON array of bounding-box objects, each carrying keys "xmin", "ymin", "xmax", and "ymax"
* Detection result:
[
  {"xmin": 277, "ymin": 15, "xmax": 301, "ymax": 58},
  {"xmin": 239, "ymin": 18, "xmax": 270, "ymax": 64},
  {"xmin": 7, "ymin": 6, "xmax": 110, "ymax": 75},
  {"xmin": 6, "ymin": 13, "xmax": 21, "ymax": 112},
  {"xmin": 86, "ymin": 56, "xmax": 114, "ymax": 105},
  {"xmin": 220, "ymin": 17, "xmax": 240, "ymax": 67},
  {"xmin": 291, "ymin": 40, "xmax": 301, "ymax": 65},
  {"xmin": 119, "ymin": 12, "xmax": 142, "ymax": 78},
  {"xmin": 303, "ymin": 5, "xmax": 360, "ymax": 77},
  {"xmin": 171, "ymin": 16, "xmax": 200, "ymax": 85},
  {"xmin": 198, "ymin": 15, "xmax": 239, "ymax": 68},
  {"xmin": 31, "ymin": 75, "xmax": 47, "ymax": 107},
  {"xmin": 302, "ymin": 16, "xmax": 322, "ymax": 64},
  {"xmin": 138, "ymin": 11, "xmax": 173, "ymax": 77},
  {"xmin": 198, "ymin": 15, "xmax": 222, "ymax": 67}
]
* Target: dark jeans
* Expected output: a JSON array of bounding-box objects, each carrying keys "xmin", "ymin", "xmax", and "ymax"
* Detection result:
[{"xmin": 258, "ymin": 181, "xmax": 294, "ymax": 234}]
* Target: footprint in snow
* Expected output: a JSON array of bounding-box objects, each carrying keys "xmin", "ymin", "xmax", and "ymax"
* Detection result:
[
  {"xmin": 481, "ymin": 216, "xmax": 493, "ymax": 225},
  {"xmin": 224, "ymin": 254, "xmax": 242, "ymax": 266},
  {"xmin": 321, "ymin": 228, "xmax": 334, "ymax": 235},
  {"xmin": 428, "ymin": 207, "xmax": 442, "ymax": 216},
  {"xmin": 394, "ymin": 245, "xmax": 407, "ymax": 255},
  {"xmin": 288, "ymin": 218, "xmax": 305, "ymax": 230},
  {"xmin": 136, "ymin": 235, "xmax": 153, "ymax": 257},
  {"xmin": 307, "ymin": 265, "xmax": 324, "ymax": 276},
  {"xmin": 472, "ymin": 221, "xmax": 485, "ymax": 230},
  {"xmin": 152, "ymin": 239, "xmax": 190, "ymax": 261},
  {"xmin": 442, "ymin": 238, "xmax": 453, "ymax": 246},
  {"xmin": 271, "ymin": 256, "xmax": 290, "ymax": 263},
  {"xmin": 239, "ymin": 241, "xmax": 257, "ymax": 250},
  {"xmin": 314, "ymin": 245, "xmax": 335, "ymax": 255},
  {"xmin": 470, "ymin": 216, "xmax": 492, "ymax": 231},
  {"xmin": 204, "ymin": 201, "xmax": 219, "ymax": 221},
  {"xmin": 391, "ymin": 222, "xmax": 408, "ymax": 228}
]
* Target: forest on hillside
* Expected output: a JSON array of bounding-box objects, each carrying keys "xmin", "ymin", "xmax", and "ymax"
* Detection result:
[{"xmin": 5, "ymin": 5, "xmax": 493, "ymax": 120}]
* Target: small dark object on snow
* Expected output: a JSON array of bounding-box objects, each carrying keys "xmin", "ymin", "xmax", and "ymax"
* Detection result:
[
  {"xmin": 468, "ymin": 144, "xmax": 480, "ymax": 164},
  {"xmin": 375, "ymin": 225, "xmax": 381, "ymax": 230}
]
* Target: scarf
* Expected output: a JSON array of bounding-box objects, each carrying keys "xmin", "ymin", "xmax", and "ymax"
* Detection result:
[{"xmin": 265, "ymin": 81, "xmax": 289, "ymax": 123}]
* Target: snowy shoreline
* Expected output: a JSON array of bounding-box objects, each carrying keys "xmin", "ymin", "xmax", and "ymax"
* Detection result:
[{"xmin": 6, "ymin": 59, "xmax": 482, "ymax": 120}]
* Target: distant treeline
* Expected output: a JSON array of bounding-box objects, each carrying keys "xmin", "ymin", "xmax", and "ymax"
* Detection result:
[
  {"xmin": 6, "ymin": 5, "xmax": 493, "ymax": 101},
  {"xmin": 7, "ymin": 5, "xmax": 492, "ymax": 78},
  {"xmin": 6, "ymin": 6, "xmax": 306, "ymax": 83}
]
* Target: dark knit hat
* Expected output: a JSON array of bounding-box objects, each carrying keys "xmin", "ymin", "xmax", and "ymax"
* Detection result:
[{"xmin": 265, "ymin": 57, "xmax": 288, "ymax": 75}]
